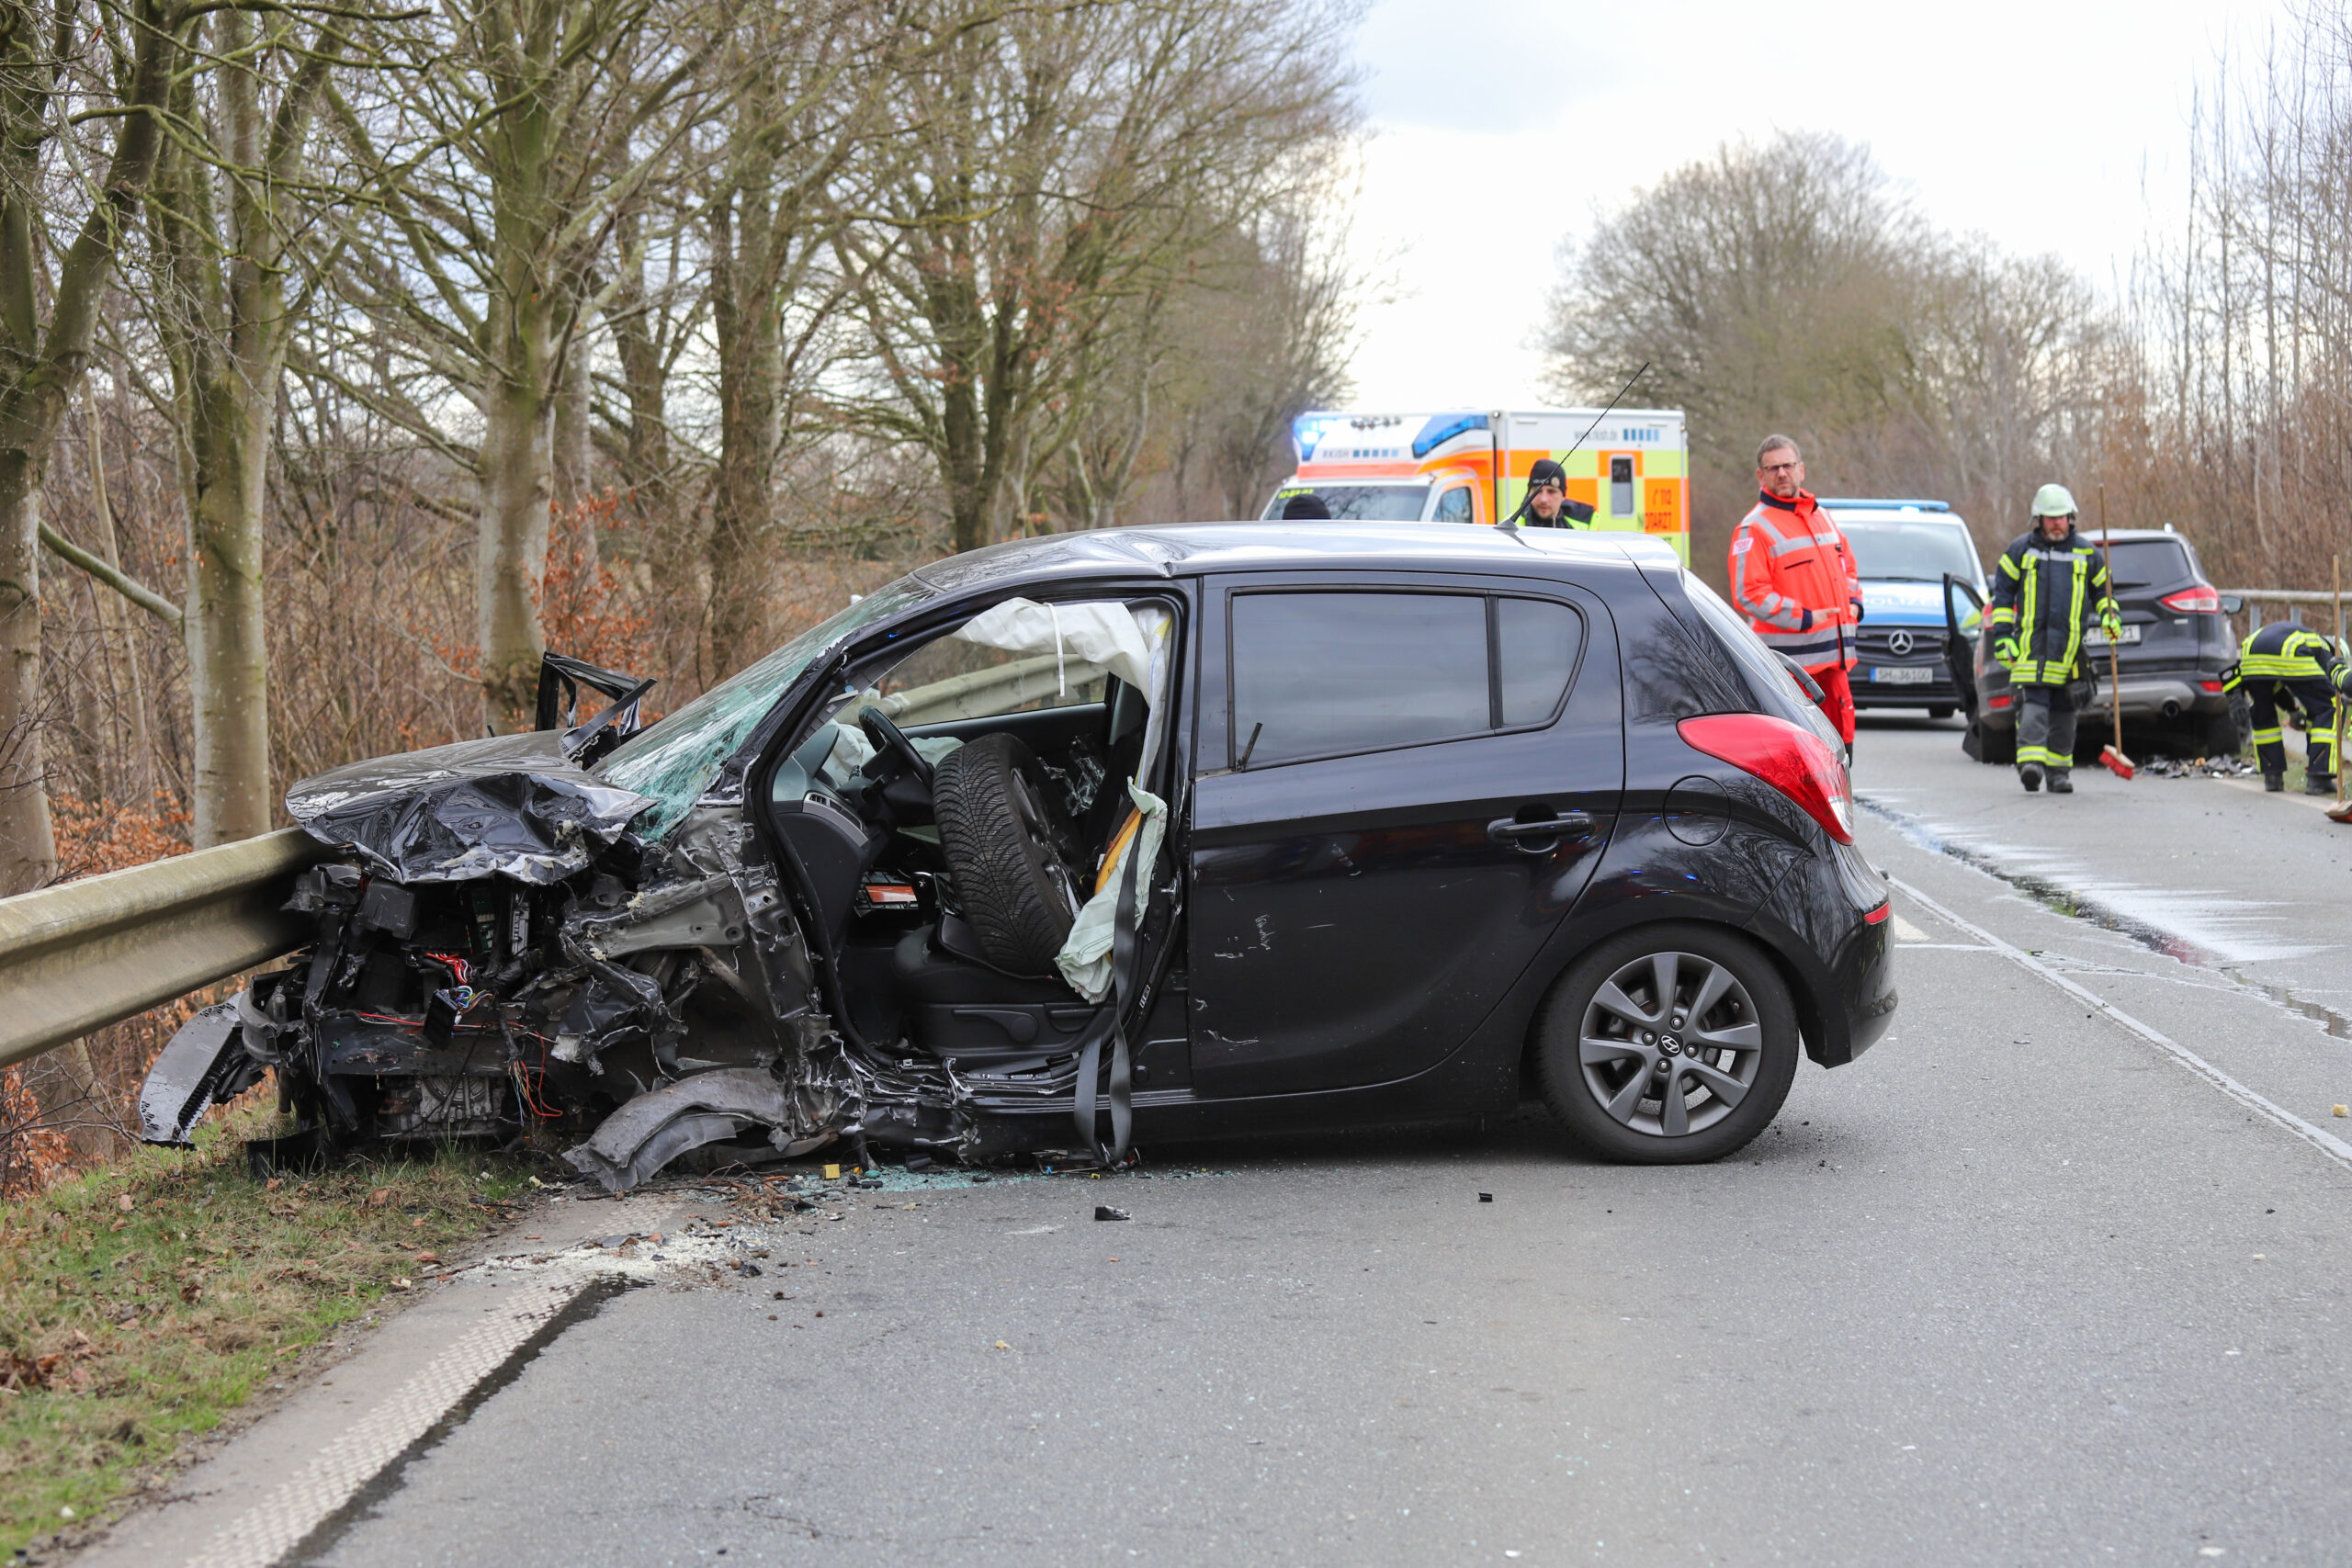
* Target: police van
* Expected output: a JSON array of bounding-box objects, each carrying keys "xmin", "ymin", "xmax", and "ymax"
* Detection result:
[
  {"xmin": 1825, "ymin": 498, "xmax": 1988, "ymax": 717},
  {"xmin": 1263, "ymin": 408, "xmax": 1692, "ymax": 562}
]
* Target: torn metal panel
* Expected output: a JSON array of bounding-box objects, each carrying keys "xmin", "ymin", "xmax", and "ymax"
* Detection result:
[
  {"xmin": 562, "ymin": 1067, "xmax": 838, "ymax": 1192},
  {"xmin": 288, "ymin": 731, "xmax": 656, "ymax": 885},
  {"xmin": 138, "ymin": 1003, "xmax": 265, "ymax": 1146}
]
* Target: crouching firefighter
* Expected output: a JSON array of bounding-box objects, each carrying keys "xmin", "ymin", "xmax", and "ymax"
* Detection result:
[
  {"xmin": 1987, "ymin": 483, "xmax": 2120, "ymax": 794},
  {"xmin": 2224, "ymin": 622, "xmax": 2351, "ymax": 794}
]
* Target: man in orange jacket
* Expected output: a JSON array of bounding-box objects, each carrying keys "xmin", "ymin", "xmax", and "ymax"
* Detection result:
[{"xmin": 1727, "ymin": 434, "xmax": 1862, "ymax": 746}]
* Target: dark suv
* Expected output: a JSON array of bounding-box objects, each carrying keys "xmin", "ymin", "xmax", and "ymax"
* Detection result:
[
  {"xmin": 141, "ymin": 525, "xmax": 1896, "ymax": 1183},
  {"xmin": 1962, "ymin": 527, "xmax": 2241, "ymax": 760}
]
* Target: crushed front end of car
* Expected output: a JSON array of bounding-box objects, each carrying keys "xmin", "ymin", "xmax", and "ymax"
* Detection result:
[{"xmin": 135, "ymin": 659, "xmax": 886, "ymax": 1191}]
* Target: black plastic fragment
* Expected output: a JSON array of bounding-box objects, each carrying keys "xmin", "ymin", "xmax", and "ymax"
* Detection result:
[
  {"xmin": 138, "ymin": 1002, "xmax": 266, "ymax": 1146},
  {"xmin": 1094, "ymin": 1205, "xmax": 1129, "ymax": 1222},
  {"xmin": 1478, "ymin": 1192, "xmax": 1494, "ymax": 1202}
]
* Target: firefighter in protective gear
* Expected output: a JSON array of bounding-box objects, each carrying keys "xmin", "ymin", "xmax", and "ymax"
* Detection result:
[
  {"xmin": 1728, "ymin": 434, "xmax": 1860, "ymax": 743},
  {"xmin": 2223, "ymin": 623, "xmax": 2349, "ymax": 794},
  {"xmin": 1986, "ymin": 483, "xmax": 2120, "ymax": 795}
]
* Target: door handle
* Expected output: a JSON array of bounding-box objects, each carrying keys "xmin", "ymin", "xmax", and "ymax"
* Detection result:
[{"xmin": 1487, "ymin": 811, "xmax": 1594, "ymax": 848}]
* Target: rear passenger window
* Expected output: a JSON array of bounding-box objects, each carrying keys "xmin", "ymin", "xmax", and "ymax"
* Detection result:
[
  {"xmin": 1496, "ymin": 599, "xmax": 1577, "ymax": 723},
  {"xmin": 1228, "ymin": 591, "xmax": 1584, "ymax": 767}
]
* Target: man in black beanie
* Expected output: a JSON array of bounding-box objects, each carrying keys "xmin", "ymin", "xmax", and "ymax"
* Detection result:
[{"xmin": 1511, "ymin": 459, "xmax": 1597, "ymax": 528}]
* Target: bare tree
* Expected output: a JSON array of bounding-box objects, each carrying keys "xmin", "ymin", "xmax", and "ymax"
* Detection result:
[
  {"xmin": 317, "ymin": 0, "xmax": 717, "ymax": 730},
  {"xmin": 1545, "ymin": 130, "xmax": 2117, "ymax": 580},
  {"xmin": 124, "ymin": 9, "xmax": 341, "ymax": 844},
  {"xmin": 837, "ymin": 0, "xmax": 1358, "ymax": 556},
  {"xmin": 0, "ymin": 0, "xmax": 176, "ymax": 891}
]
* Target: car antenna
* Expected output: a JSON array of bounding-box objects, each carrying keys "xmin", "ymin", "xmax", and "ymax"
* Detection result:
[{"xmin": 1502, "ymin": 362, "xmax": 1650, "ymax": 528}]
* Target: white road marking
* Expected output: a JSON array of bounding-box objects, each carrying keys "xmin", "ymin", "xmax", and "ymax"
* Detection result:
[
  {"xmin": 1890, "ymin": 914, "xmax": 1930, "ymax": 942},
  {"xmin": 183, "ymin": 1281, "xmax": 591, "ymax": 1568},
  {"xmin": 1889, "ymin": 875, "xmax": 2352, "ymax": 1176},
  {"xmin": 2212, "ymin": 776, "xmax": 2340, "ymax": 812}
]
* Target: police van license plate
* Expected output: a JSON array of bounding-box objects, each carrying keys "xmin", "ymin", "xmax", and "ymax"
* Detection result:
[
  {"xmin": 2084, "ymin": 626, "xmax": 2142, "ymax": 646},
  {"xmin": 1870, "ymin": 666, "xmax": 1936, "ymax": 684}
]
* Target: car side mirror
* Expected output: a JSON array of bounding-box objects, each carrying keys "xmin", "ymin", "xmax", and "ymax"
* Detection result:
[{"xmin": 2220, "ymin": 594, "xmax": 2245, "ymax": 615}]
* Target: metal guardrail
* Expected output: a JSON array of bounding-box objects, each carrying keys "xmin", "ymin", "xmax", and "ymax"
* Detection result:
[
  {"xmin": 861, "ymin": 653, "xmax": 1107, "ymax": 727},
  {"xmin": 0, "ymin": 827, "xmax": 325, "ymax": 1070},
  {"xmin": 2222, "ymin": 590, "xmax": 2343, "ymax": 606}
]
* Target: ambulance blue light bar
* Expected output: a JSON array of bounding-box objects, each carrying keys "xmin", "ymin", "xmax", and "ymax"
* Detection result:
[
  {"xmin": 1411, "ymin": 413, "xmax": 1488, "ymax": 458},
  {"xmin": 1818, "ymin": 498, "xmax": 1950, "ymax": 512}
]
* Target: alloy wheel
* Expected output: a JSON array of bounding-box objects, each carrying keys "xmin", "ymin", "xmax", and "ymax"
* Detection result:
[{"xmin": 1577, "ymin": 951, "xmax": 1765, "ymax": 1138}]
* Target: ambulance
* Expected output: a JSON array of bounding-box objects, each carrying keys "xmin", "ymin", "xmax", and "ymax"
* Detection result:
[{"xmin": 1261, "ymin": 408, "xmax": 1692, "ymax": 561}]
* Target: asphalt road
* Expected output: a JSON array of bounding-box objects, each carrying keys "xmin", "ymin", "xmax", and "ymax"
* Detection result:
[{"xmin": 87, "ymin": 715, "xmax": 2352, "ymax": 1568}]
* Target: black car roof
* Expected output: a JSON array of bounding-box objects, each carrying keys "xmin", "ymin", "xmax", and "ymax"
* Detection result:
[{"xmin": 908, "ymin": 520, "xmax": 1673, "ymax": 595}]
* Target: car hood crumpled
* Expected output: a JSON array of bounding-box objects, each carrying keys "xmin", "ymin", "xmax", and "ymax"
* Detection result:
[{"xmin": 286, "ymin": 730, "xmax": 658, "ymax": 885}]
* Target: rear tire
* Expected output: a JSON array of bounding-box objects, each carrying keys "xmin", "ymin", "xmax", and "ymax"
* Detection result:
[
  {"xmin": 1535, "ymin": 924, "xmax": 1800, "ymax": 1165},
  {"xmin": 1928, "ymin": 705, "xmax": 1955, "ymax": 720},
  {"xmin": 1971, "ymin": 723, "xmax": 2015, "ymax": 764},
  {"xmin": 933, "ymin": 733, "xmax": 1087, "ymax": 976},
  {"xmin": 2200, "ymin": 705, "xmax": 2245, "ymax": 759}
]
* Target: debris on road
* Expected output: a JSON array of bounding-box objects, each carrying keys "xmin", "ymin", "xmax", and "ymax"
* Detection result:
[{"xmin": 1094, "ymin": 1205, "xmax": 1129, "ymax": 1222}]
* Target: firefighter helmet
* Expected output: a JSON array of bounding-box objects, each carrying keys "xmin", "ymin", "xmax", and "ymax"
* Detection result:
[{"xmin": 2030, "ymin": 483, "xmax": 2078, "ymax": 518}]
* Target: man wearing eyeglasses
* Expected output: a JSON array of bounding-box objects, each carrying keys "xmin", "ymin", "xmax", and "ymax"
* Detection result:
[{"xmin": 1728, "ymin": 434, "xmax": 1862, "ymax": 749}]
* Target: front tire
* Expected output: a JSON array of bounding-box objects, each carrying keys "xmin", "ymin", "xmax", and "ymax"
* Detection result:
[{"xmin": 1535, "ymin": 925, "xmax": 1800, "ymax": 1164}]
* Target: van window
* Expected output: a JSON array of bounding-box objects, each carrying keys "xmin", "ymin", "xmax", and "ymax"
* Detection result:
[
  {"xmin": 1433, "ymin": 485, "xmax": 1474, "ymax": 524},
  {"xmin": 1259, "ymin": 484, "xmax": 1430, "ymax": 522},
  {"xmin": 1841, "ymin": 522, "xmax": 1979, "ymax": 583},
  {"xmin": 1610, "ymin": 457, "xmax": 1635, "ymax": 517}
]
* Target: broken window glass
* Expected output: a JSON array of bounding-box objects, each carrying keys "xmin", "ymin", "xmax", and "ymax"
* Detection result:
[{"xmin": 597, "ymin": 579, "xmax": 934, "ymax": 838}]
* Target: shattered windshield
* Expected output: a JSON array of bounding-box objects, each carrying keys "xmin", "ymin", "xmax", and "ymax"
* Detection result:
[{"xmin": 596, "ymin": 578, "xmax": 934, "ymax": 837}]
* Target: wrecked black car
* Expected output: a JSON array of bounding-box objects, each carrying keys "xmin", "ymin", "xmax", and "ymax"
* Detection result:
[{"xmin": 140, "ymin": 524, "xmax": 1897, "ymax": 1189}]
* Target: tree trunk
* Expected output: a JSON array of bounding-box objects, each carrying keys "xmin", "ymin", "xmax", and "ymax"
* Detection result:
[
  {"xmin": 0, "ymin": 456, "xmax": 57, "ymax": 896},
  {"xmin": 179, "ymin": 380, "xmax": 273, "ymax": 844},
  {"xmin": 477, "ymin": 355, "xmax": 553, "ymax": 734},
  {"xmin": 85, "ymin": 396, "xmax": 153, "ymax": 807},
  {"xmin": 706, "ymin": 196, "xmax": 782, "ymax": 678},
  {"xmin": 550, "ymin": 319, "xmax": 594, "ymax": 513}
]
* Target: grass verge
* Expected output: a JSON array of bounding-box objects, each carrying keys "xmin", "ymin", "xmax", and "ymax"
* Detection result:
[{"xmin": 0, "ymin": 1106, "xmax": 535, "ymax": 1555}]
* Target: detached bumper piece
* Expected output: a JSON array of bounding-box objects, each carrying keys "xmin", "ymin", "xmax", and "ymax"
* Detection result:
[
  {"xmin": 137, "ymin": 1003, "xmax": 266, "ymax": 1147},
  {"xmin": 562, "ymin": 1067, "xmax": 835, "ymax": 1193}
]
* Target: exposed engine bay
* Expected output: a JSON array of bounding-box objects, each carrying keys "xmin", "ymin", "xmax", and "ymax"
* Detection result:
[{"xmin": 138, "ymin": 597, "xmax": 1181, "ymax": 1192}]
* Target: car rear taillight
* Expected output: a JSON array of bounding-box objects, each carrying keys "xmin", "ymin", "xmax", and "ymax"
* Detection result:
[
  {"xmin": 2199, "ymin": 679, "xmax": 2225, "ymax": 694},
  {"xmin": 2159, "ymin": 585, "xmax": 2222, "ymax": 614},
  {"xmin": 1987, "ymin": 693, "xmax": 2012, "ymax": 709},
  {"xmin": 1678, "ymin": 713, "xmax": 1856, "ymax": 846}
]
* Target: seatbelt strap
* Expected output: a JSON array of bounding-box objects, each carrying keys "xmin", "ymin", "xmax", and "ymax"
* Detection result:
[{"xmin": 1072, "ymin": 819, "xmax": 1144, "ymax": 1164}]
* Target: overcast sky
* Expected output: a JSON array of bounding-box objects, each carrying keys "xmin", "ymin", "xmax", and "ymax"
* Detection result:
[{"xmin": 1340, "ymin": 0, "xmax": 2297, "ymax": 411}]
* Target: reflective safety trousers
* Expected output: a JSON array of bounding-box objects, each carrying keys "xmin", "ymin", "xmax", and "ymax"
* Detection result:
[
  {"xmin": 1987, "ymin": 527, "xmax": 2114, "ymax": 686},
  {"xmin": 1727, "ymin": 492, "xmax": 1858, "ymax": 673},
  {"xmin": 2224, "ymin": 622, "xmax": 2349, "ymax": 778}
]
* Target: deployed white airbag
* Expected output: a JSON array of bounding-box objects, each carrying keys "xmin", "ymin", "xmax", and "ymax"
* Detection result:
[
  {"xmin": 1054, "ymin": 783, "xmax": 1167, "ymax": 1002},
  {"xmin": 951, "ymin": 598, "xmax": 1174, "ymax": 998}
]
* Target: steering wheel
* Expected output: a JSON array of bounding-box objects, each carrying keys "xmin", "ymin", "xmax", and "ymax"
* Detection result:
[{"xmin": 858, "ymin": 705, "xmax": 934, "ymax": 789}]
